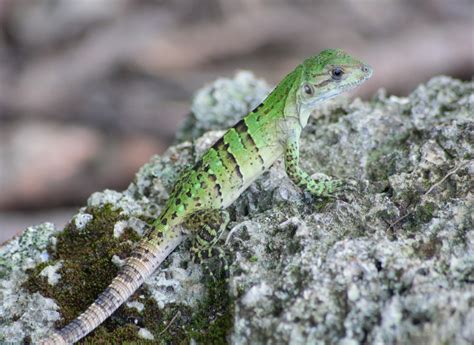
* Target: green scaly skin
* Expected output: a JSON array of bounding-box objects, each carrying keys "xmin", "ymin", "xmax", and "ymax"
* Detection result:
[{"xmin": 39, "ymin": 49, "xmax": 372, "ymax": 344}]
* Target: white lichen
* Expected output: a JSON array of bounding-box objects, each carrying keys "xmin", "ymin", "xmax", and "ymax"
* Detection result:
[
  {"xmin": 113, "ymin": 218, "xmax": 149, "ymax": 238},
  {"xmin": 73, "ymin": 212, "xmax": 93, "ymax": 230},
  {"xmin": 111, "ymin": 255, "xmax": 125, "ymax": 268},
  {"xmin": 241, "ymin": 282, "xmax": 272, "ymax": 308},
  {"xmin": 88, "ymin": 189, "xmax": 143, "ymax": 217},
  {"xmin": 126, "ymin": 301, "xmax": 145, "ymax": 313},
  {"xmin": 113, "ymin": 220, "xmax": 128, "ymax": 238},
  {"xmin": 138, "ymin": 327, "xmax": 155, "ymax": 340},
  {"xmin": 0, "ymin": 223, "xmax": 62, "ymax": 343},
  {"xmin": 145, "ymin": 251, "xmax": 205, "ymax": 309},
  {"xmin": 40, "ymin": 261, "xmax": 63, "ymax": 286}
]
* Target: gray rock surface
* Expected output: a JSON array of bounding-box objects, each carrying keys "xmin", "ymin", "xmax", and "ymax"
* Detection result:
[{"xmin": 0, "ymin": 75, "xmax": 472, "ymax": 344}]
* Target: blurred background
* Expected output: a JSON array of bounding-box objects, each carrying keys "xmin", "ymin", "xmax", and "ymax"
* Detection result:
[{"xmin": 0, "ymin": 0, "xmax": 473, "ymax": 243}]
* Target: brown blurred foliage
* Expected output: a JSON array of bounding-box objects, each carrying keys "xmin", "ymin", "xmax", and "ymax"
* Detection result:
[{"xmin": 0, "ymin": 0, "xmax": 472, "ymax": 241}]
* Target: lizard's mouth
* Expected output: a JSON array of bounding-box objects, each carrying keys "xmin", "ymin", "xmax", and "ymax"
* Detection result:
[
  {"xmin": 311, "ymin": 78, "xmax": 369, "ymax": 104},
  {"xmin": 342, "ymin": 78, "xmax": 369, "ymax": 92},
  {"xmin": 338, "ymin": 70, "xmax": 372, "ymax": 94}
]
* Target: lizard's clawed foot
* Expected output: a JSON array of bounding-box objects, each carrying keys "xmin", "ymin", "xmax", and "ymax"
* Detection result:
[
  {"xmin": 186, "ymin": 209, "xmax": 230, "ymax": 282},
  {"xmin": 191, "ymin": 246, "xmax": 229, "ymax": 282},
  {"xmin": 309, "ymin": 173, "xmax": 344, "ymax": 198}
]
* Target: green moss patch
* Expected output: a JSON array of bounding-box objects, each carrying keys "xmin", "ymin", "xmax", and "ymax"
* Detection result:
[
  {"xmin": 85, "ymin": 272, "xmax": 232, "ymax": 344},
  {"xmin": 24, "ymin": 205, "xmax": 138, "ymax": 330},
  {"xmin": 23, "ymin": 204, "xmax": 232, "ymax": 343}
]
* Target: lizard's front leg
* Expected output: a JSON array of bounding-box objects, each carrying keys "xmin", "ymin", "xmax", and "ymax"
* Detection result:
[
  {"xmin": 184, "ymin": 209, "xmax": 230, "ymax": 279},
  {"xmin": 284, "ymin": 136, "xmax": 341, "ymax": 197}
]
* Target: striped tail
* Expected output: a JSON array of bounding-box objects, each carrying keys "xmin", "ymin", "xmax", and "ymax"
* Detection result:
[{"xmin": 38, "ymin": 231, "xmax": 185, "ymax": 344}]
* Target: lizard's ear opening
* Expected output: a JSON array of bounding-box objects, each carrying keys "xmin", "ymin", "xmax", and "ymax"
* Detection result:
[{"xmin": 302, "ymin": 84, "xmax": 314, "ymax": 96}]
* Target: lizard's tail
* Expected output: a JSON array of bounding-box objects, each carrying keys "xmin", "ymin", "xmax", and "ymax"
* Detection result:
[{"xmin": 38, "ymin": 231, "xmax": 185, "ymax": 345}]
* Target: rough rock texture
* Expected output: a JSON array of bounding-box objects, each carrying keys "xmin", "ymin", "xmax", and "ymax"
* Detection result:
[{"xmin": 0, "ymin": 75, "xmax": 472, "ymax": 344}]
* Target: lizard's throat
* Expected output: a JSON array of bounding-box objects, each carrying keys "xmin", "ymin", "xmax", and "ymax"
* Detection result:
[{"xmin": 298, "ymin": 103, "xmax": 315, "ymax": 128}]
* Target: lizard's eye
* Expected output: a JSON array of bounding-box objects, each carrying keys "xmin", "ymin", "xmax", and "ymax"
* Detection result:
[
  {"xmin": 303, "ymin": 84, "xmax": 313, "ymax": 95},
  {"xmin": 331, "ymin": 67, "xmax": 344, "ymax": 80}
]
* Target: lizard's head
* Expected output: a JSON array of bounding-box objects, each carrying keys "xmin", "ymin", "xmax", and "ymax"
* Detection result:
[{"xmin": 297, "ymin": 49, "xmax": 372, "ymax": 109}]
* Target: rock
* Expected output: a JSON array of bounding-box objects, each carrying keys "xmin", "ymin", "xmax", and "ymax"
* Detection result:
[
  {"xmin": 0, "ymin": 223, "xmax": 61, "ymax": 343},
  {"xmin": 228, "ymin": 76, "xmax": 473, "ymax": 345},
  {"xmin": 0, "ymin": 75, "xmax": 472, "ymax": 344}
]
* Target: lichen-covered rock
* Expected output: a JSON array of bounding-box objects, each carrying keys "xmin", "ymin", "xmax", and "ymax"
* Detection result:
[
  {"xmin": 0, "ymin": 223, "xmax": 61, "ymax": 343},
  {"xmin": 228, "ymin": 76, "xmax": 473, "ymax": 345},
  {"xmin": 0, "ymin": 75, "xmax": 472, "ymax": 344}
]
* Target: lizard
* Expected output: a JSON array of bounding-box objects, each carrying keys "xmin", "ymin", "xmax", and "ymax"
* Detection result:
[{"xmin": 39, "ymin": 48, "xmax": 372, "ymax": 344}]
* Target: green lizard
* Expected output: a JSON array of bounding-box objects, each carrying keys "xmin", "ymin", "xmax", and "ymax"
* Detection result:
[{"xmin": 39, "ymin": 49, "xmax": 372, "ymax": 344}]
